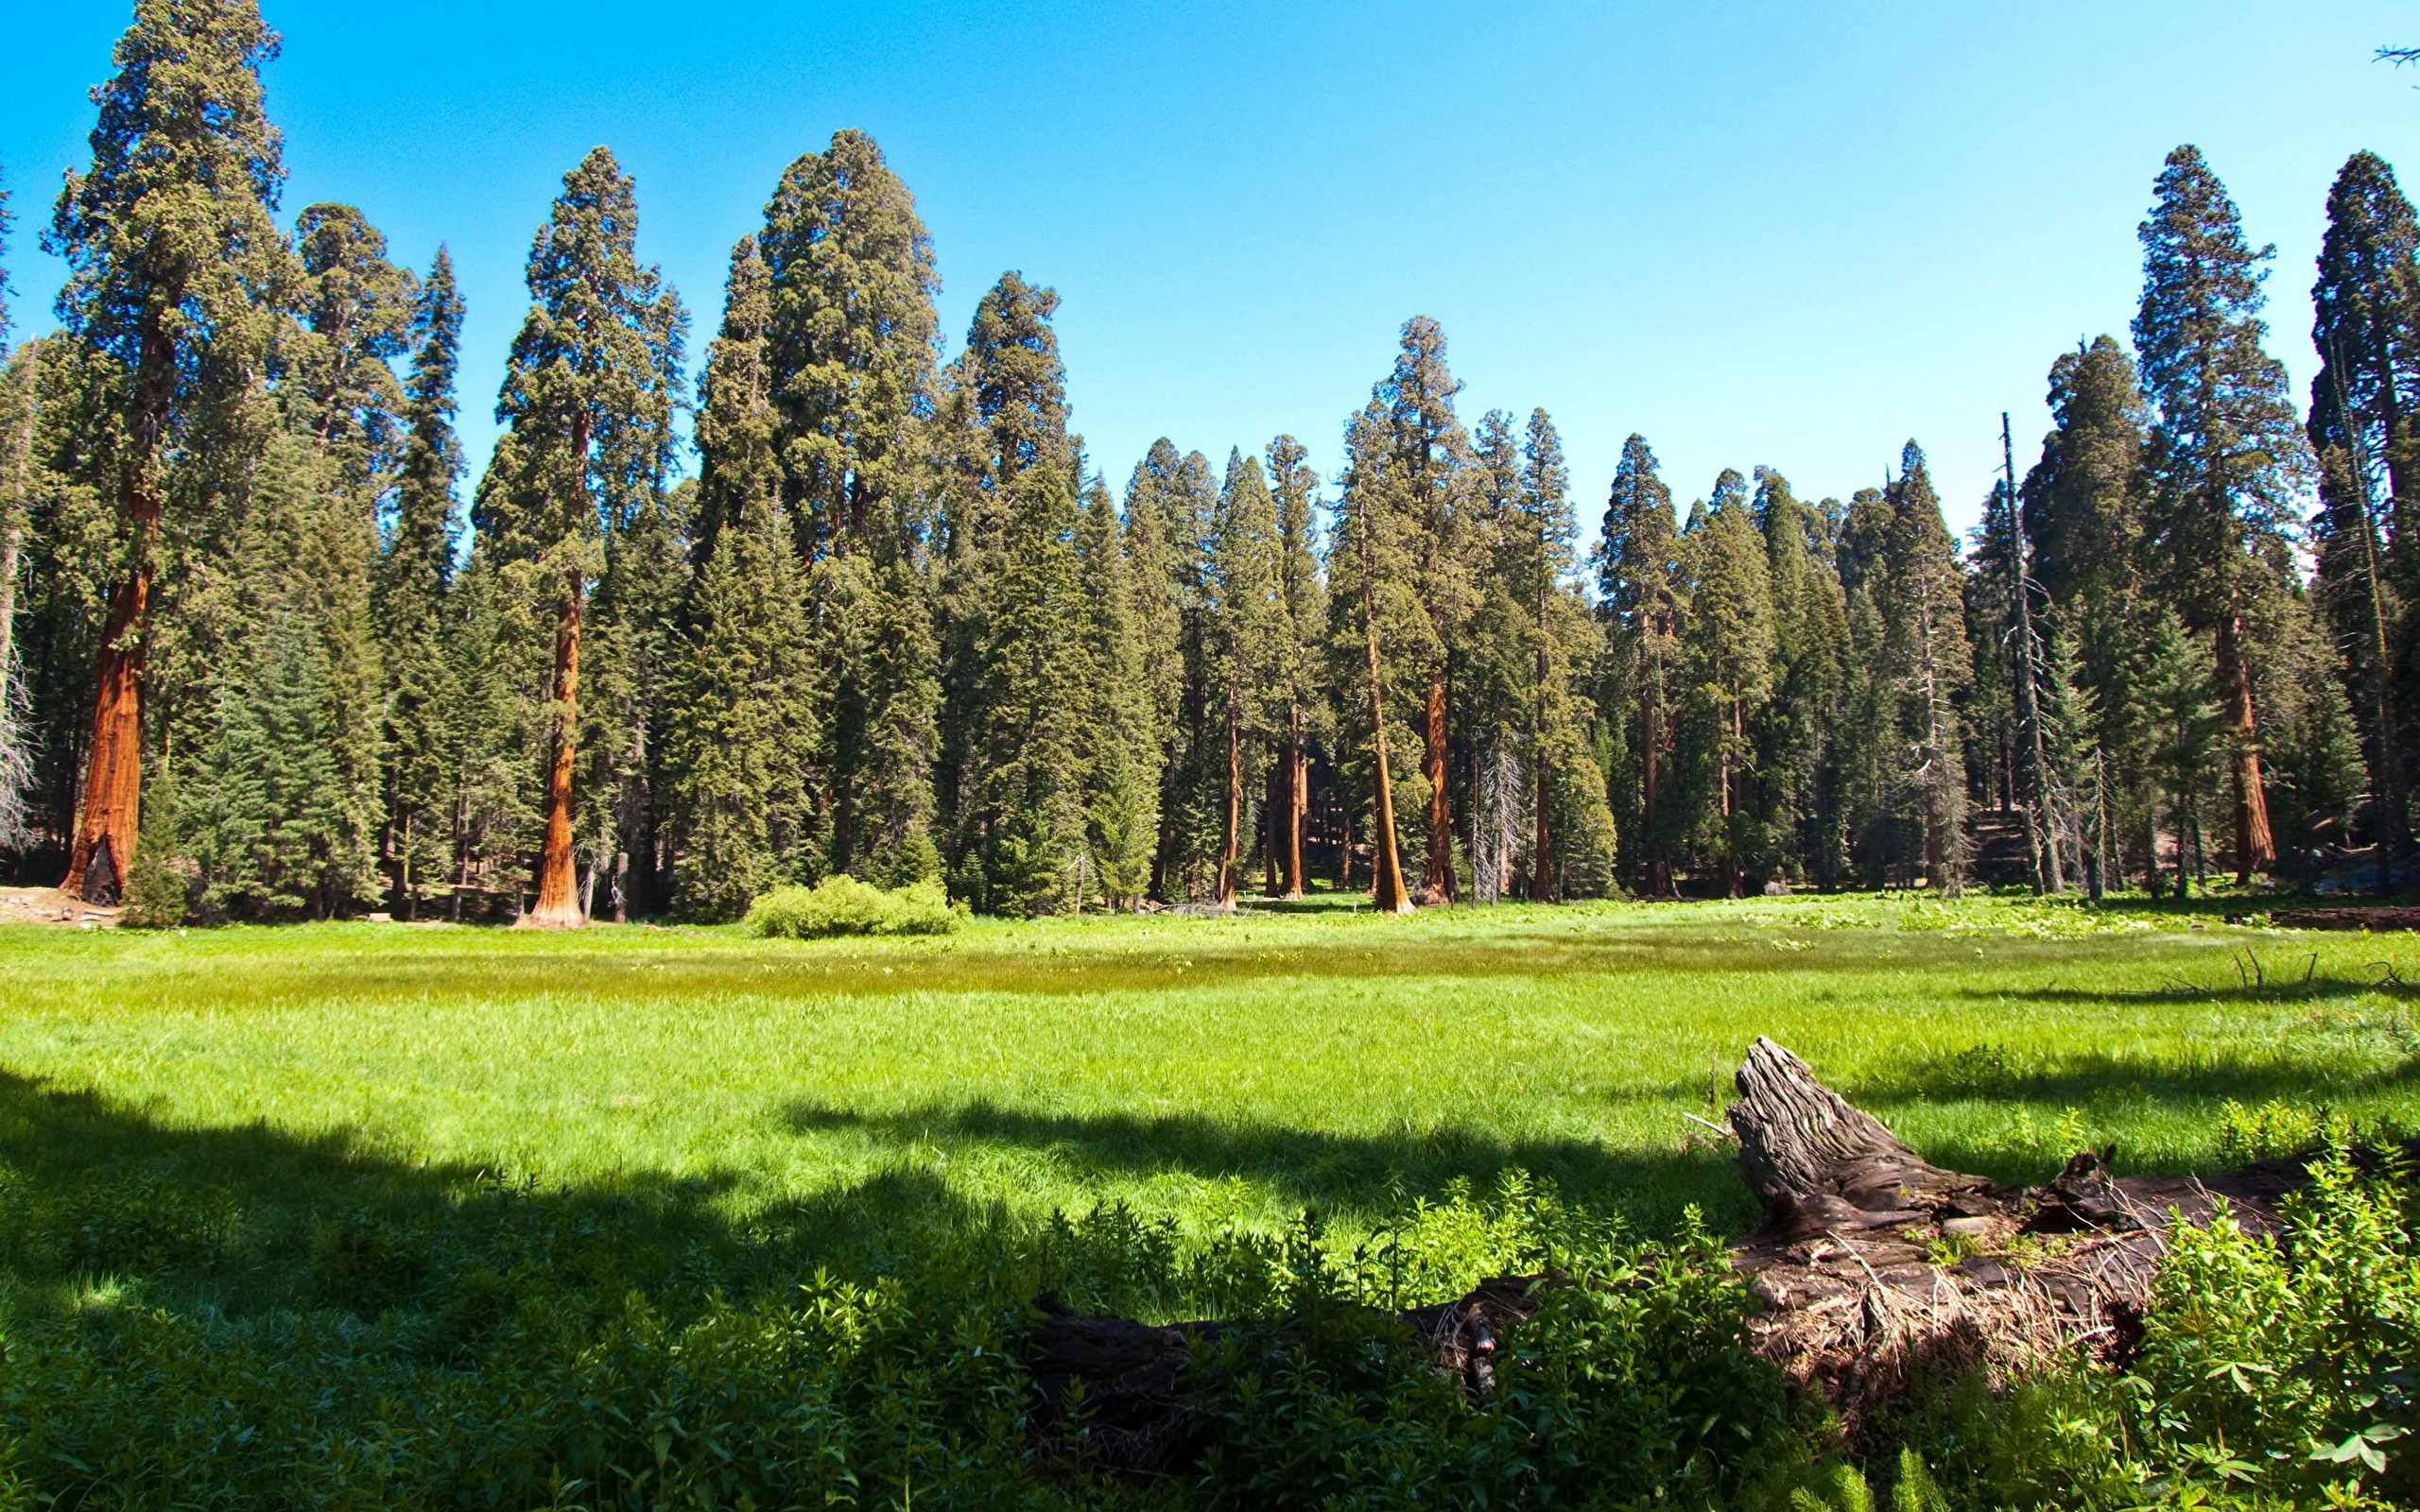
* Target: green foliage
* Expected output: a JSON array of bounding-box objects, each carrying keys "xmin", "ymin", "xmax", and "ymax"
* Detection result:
[{"xmin": 745, "ymin": 874, "xmax": 962, "ymax": 938}]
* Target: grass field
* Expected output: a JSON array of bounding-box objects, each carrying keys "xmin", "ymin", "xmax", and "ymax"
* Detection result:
[
  {"xmin": 0, "ymin": 890, "xmax": 2412, "ymax": 1293},
  {"xmin": 0, "ymin": 891, "xmax": 2414, "ymax": 1507}
]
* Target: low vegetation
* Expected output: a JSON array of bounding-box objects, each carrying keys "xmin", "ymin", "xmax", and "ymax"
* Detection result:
[
  {"xmin": 744, "ymin": 875, "xmax": 963, "ymax": 938},
  {"xmin": 0, "ymin": 894, "xmax": 2411, "ymax": 1505}
]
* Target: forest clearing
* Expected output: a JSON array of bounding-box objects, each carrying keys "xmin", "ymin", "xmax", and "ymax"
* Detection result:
[{"xmin": 0, "ymin": 894, "xmax": 2411, "ymax": 1506}]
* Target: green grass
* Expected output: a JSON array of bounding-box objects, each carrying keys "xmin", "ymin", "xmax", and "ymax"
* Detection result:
[{"xmin": 0, "ymin": 888, "xmax": 2411, "ymax": 1295}]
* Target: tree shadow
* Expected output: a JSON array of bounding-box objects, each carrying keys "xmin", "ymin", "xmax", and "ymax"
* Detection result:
[
  {"xmin": 1849, "ymin": 1042, "xmax": 2420, "ymax": 1117},
  {"xmin": 782, "ymin": 1097, "xmax": 1754, "ymax": 1235}
]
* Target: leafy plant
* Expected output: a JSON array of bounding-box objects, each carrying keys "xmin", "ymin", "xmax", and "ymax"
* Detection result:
[{"xmin": 745, "ymin": 874, "xmax": 963, "ymax": 938}]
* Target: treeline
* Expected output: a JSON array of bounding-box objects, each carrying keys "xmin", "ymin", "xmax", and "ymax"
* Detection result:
[{"xmin": 0, "ymin": 2, "xmax": 2406, "ymax": 921}]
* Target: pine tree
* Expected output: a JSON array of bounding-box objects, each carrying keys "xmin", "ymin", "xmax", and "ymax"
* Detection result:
[
  {"xmin": 2135, "ymin": 144, "xmax": 2311, "ymax": 881},
  {"xmin": 376, "ymin": 248, "xmax": 462, "ymax": 916},
  {"xmin": 477, "ymin": 146, "xmax": 684, "ymax": 926},
  {"xmin": 1120, "ymin": 440, "xmax": 1217, "ymax": 899},
  {"xmin": 1075, "ymin": 473, "xmax": 1158, "ymax": 907},
  {"xmin": 44, "ymin": 0, "xmax": 292, "ymax": 902},
  {"xmin": 0, "ymin": 170, "xmax": 36, "ymax": 854},
  {"xmin": 1206, "ymin": 448, "xmax": 1286, "ymax": 904},
  {"xmin": 2022, "ymin": 335, "xmax": 2165, "ymax": 889},
  {"xmin": 1331, "ymin": 398, "xmax": 1415, "ymax": 912},
  {"xmin": 1883, "ymin": 444, "xmax": 1971, "ymax": 891},
  {"xmin": 1679, "ymin": 470, "xmax": 1772, "ymax": 896},
  {"xmin": 1752, "ymin": 468, "xmax": 1850, "ymax": 888},
  {"xmin": 758, "ymin": 130, "xmax": 942, "ymax": 880},
  {"xmin": 1515, "ymin": 409, "xmax": 1616, "ymax": 899},
  {"xmin": 759, "ymin": 129, "xmax": 942, "ymax": 557},
  {"xmin": 1265, "ymin": 435, "xmax": 1326, "ymax": 898},
  {"xmin": 2309, "ymin": 150, "xmax": 2419, "ymax": 883},
  {"xmin": 1376, "ymin": 318, "xmax": 1477, "ymax": 903},
  {"xmin": 1598, "ymin": 435, "xmax": 1682, "ymax": 894},
  {"xmin": 667, "ymin": 237, "xmax": 815, "ymax": 920},
  {"xmin": 941, "ymin": 273, "xmax": 1087, "ymax": 915}
]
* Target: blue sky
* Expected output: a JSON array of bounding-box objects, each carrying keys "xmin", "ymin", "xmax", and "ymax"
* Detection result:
[{"xmin": 2, "ymin": 1, "xmax": 2412, "ymax": 539}]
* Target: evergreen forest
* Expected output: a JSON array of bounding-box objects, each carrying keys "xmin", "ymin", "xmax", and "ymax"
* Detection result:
[{"xmin": 0, "ymin": 1, "xmax": 2411, "ymax": 925}]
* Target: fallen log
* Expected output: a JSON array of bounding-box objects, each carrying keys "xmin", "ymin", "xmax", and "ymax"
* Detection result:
[
  {"xmin": 2256, "ymin": 905, "xmax": 2420, "ymax": 932},
  {"xmin": 1023, "ymin": 1036, "xmax": 2345, "ymax": 1473}
]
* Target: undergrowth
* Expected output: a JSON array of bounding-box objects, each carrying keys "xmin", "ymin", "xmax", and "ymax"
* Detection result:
[{"xmin": 0, "ymin": 1143, "xmax": 2409, "ymax": 1508}]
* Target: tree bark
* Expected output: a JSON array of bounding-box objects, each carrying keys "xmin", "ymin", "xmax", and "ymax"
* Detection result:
[
  {"xmin": 1357, "ymin": 524, "xmax": 1411, "ymax": 914},
  {"xmin": 1215, "ymin": 706, "xmax": 1240, "ymax": 908},
  {"xmin": 67, "ymin": 442, "xmax": 163, "ymax": 902},
  {"xmin": 1024, "ymin": 1036, "xmax": 2369, "ymax": 1473},
  {"xmin": 1278, "ymin": 705, "xmax": 1306, "ymax": 899},
  {"xmin": 1641, "ymin": 657, "xmax": 1670, "ymax": 897},
  {"xmin": 1419, "ymin": 668, "xmax": 1455, "ymax": 904},
  {"xmin": 524, "ymin": 569, "xmax": 586, "ymax": 928},
  {"xmin": 2214, "ymin": 608, "xmax": 2274, "ymax": 882}
]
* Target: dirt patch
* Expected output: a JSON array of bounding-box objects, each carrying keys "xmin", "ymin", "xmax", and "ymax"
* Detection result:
[{"xmin": 0, "ymin": 886, "xmax": 120, "ymax": 928}]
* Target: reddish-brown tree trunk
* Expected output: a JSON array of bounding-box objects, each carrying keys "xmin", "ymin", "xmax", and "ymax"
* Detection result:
[
  {"xmin": 1640, "ymin": 662, "xmax": 1670, "ymax": 898},
  {"xmin": 67, "ymin": 444, "xmax": 164, "ymax": 903},
  {"xmin": 1419, "ymin": 668, "xmax": 1455, "ymax": 904},
  {"xmin": 1216, "ymin": 707, "xmax": 1241, "ymax": 907},
  {"xmin": 1279, "ymin": 704, "xmax": 1305, "ymax": 898},
  {"xmin": 1357, "ymin": 556, "xmax": 1410, "ymax": 915},
  {"xmin": 525, "ymin": 571, "xmax": 586, "ymax": 928},
  {"xmin": 2214, "ymin": 609, "xmax": 2274, "ymax": 882}
]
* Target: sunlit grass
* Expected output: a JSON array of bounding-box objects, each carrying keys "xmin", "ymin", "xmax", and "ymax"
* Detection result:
[{"xmin": 0, "ymin": 889, "xmax": 2411, "ymax": 1264}]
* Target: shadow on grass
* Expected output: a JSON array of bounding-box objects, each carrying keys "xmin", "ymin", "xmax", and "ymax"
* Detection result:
[
  {"xmin": 1850, "ymin": 1041, "xmax": 2420, "ymax": 1118},
  {"xmin": 783, "ymin": 1097, "xmax": 1753, "ymax": 1234}
]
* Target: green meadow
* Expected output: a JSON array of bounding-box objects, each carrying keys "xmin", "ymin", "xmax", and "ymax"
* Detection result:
[
  {"xmin": 0, "ymin": 893, "xmax": 2415, "ymax": 1508},
  {"xmin": 0, "ymin": 891, "xmax": 2411, "ymax": 1280}
]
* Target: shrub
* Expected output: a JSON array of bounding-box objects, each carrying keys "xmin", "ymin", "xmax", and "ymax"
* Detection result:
[
  {"xmin": 745, "ymin": 875, "xmax": 962, "ymax": 939},
  {"xmin": 120, "ymin": 848, "xmax": 188, "ymax": 929}
]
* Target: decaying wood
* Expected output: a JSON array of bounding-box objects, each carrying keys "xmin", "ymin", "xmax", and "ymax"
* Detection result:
[
  {"xmin": 2257, "ymin": 905, "xmax": 2420, "ymax": 932},
  {"xmin": 1023, "ymin": 1035, "xmax": 2356, "ymax": 1474}
]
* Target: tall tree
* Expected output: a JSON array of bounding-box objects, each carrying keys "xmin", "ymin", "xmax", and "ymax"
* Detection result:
[
  {"xmin": 376, "ymin": 247, "xmax": 463, "ymax": 916},
  {"xmin": 1074, "ymin": 472, "xmax": 1158, "ymax": 907},
  {"xmin": 1598, "ymin": 435, "xmax": 1682, "ymax": 894},
  {"xmin": 1205, "ymin": 449, "xmax": 1285, "ymax": 905},
  {"xmin": 1265, "ymin": 435, "xmax": 1325, "ymax": 898},
  {"xmin": 45, "ymin": 0, "xmax": 291, "ymax": 902},
  {"xmin": 1513, "ymin": 409, "xmax": 1615, "ymax": 899},
  {"xmin": 2135, "ymin": 144, "xmax": 2309, "ymax": 881},
  {"xmin": 1679, "ymin": 470, "xmax": 1773, "ymax": 896},
  {"xmin": 1332, "ymin": 397, "xmax": 1413, "ymax": 912},
  {"xmin": 0, "ymin": 166, "xmax": 34, "ymax": 853},
  {"xmin": 666, "ymin": 237, "xmax": 815, "ymax": 919},
  {"xmin": 2309, "ymin": 149, "xmax": 2419, "ymax": 885},
  {"xmin": 1883, "ymin": 444, "xmax": 1971, "ymax": 891},
  {"xmin": 941, "ymin": 273, "xmax": 1087, "ymax": 915},
  {"xmin": 1370, "ymin": 318, "xmax": 1474, "ymax": 903},
  {"xmin": 476, "ymin": 146, "xmax": 683, "ymax": 926}
]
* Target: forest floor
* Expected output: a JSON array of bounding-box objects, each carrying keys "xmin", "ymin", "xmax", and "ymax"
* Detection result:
[{"xmin": 0, "ymin": 888, "xmax": 2411, "ymax": 1268}]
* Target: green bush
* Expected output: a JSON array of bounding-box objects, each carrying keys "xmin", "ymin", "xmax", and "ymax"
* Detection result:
[
  {"xmin": 745, "ymin": 875, "xmax": 962, "ymax": 939},
  {"xmin": 120, "ymin": 848, "xmax": 188, "ymax": 929}
]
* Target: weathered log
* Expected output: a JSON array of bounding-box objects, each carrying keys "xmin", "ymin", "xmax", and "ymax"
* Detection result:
[{"xmin": 1023, "ymin": 1036, "xmax": 2360, "ymax": 1471}]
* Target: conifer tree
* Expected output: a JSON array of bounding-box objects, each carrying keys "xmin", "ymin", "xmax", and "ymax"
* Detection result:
[
  {"xmin": 2135, "ymin": 145, "xmax": 2309, "ymax": 881},
  {"xmin": 940, "ymin": 273, "xmax": 1087, "ymax": 914},
  {"xmin": 1598, "ymin": 435, "xmax": 1682, "ymax": 894},
  {"xmin": 1376, "ymin": 318, "xmax": 1477, "ymax": 903},
  {"xmin": 1075, "ymin": 472, "xmax": 1157, "ymax": 906},
  {"xmin": 1514, "ymin": 409, "xmax": 1615, "ymax": 899},
  {"xmin": 1206, "ymin": 449, "xmax": 1285, "ymax": 905},
  {"xmin": 1120, "ymin": 440, "xmax": 1217, "ymax": 898},
  {"xmin": 1882, "ymin": 444, "xmax": 1971, "ymax": 891},
  {"xmin": 758, "ymin": 130, "xmax": 942, "ymax": 879},
  {"xmin": 667, "ymin": 237, "xmax": 815, "ymax": 919},
  {"xmin": 1331, "ymin": 398, "xmax": 1414, "ymax": 912},
  {"xmin": 376, "ymin": 248, "xmax": 462, "ymax": 915},
  {"xmin": 45, "ymin": 0, "xmax": 292, "ymax": 902},
  {"xmin": 0, "ymin": 169, "xmax": 35, "ymax": 853},
  {"xmin": 1265, "ymin": 435, "xmax": 1326, "ymax": 898},
  {"xmin": 477, "ymin": 146, "xmax": 683, "ymax": 926},
  {"xmin": 1752, "ymin": 468, "xmax": 1850, "ymax": 888},
  {"xmin": 1680, "ymin": 470, "xmax": 1772, "ymax": 896},
  {"xmin": 2309, "ymin": 149, "xmax": 2419, "ymax": 881}
]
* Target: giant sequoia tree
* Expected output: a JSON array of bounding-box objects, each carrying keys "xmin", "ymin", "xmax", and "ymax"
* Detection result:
[
  {"xmin": 476, "ymin": 147, "xmax": 683, "ymax": 927},
  {"xmin": 2134, "ymin": 145, "xmax": 2307, "ymax": 882},
  {"xmin": 46, "ymin": 0, "xmax": 290, "ymax": 902}
]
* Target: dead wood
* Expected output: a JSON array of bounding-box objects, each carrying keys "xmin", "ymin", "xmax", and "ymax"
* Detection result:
[
  {"xmin": 2258, "ymin": 905, "xmax": 2420, "ymax": 932},
  {"xmin": 1022, "ymin": 1034, "xmax": 2368, "ymax": 1472}
]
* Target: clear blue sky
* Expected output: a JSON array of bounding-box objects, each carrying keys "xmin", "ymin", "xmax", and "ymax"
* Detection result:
[{"xmin": 2, "ymin": 1, "xmax": 2412, "ymax": 539}]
